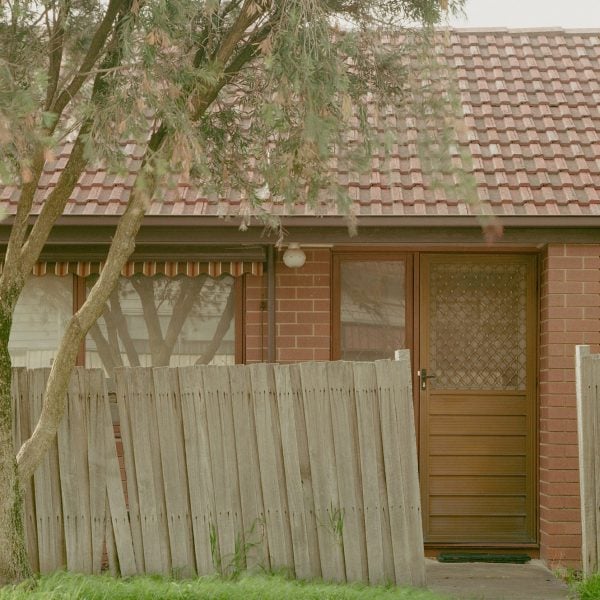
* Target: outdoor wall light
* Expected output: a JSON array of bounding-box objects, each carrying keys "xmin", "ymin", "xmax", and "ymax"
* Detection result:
[{"xmin": 282, "ymin": 243, "xmax": 306, "ymax": 269}]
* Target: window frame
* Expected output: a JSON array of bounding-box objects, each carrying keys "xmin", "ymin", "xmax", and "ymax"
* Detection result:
[{"xmin": 331, "ymin": 249, "xmax": 414, "ymax": 362}]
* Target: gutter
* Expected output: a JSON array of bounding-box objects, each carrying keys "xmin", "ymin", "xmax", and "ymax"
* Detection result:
[{"xmin": 3, "ymin": 214, "xmax": 600, "ymax": 228}]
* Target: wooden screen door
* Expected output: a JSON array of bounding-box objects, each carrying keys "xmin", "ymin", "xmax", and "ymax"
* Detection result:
[{"xmin": 419, "ymin": 254, "xmax": 537, "ymax": 546}]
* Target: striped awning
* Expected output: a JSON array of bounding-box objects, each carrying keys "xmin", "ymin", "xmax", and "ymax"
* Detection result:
[{"xmin": 1, "ymin": 260, "xmax": 263, "ymax": 278}]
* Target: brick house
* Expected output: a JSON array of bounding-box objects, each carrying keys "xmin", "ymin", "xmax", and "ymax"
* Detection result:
[{"xmin": 1, "ymin": 28, "xmax": 600, "ymax": 568}]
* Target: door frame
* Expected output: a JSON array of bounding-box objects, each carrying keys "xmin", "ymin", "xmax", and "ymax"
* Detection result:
[
  {"xmin": 418, "ymin": 252, "xmax": 539, "ymax": 548},
  {"xmin": 331, "ymin": 246, "xmax": 540, "ymax": 549}
]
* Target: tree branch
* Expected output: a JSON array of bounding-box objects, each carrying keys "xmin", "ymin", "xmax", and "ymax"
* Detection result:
[
  {"xmin": 16, "ymin": 131, "xmax": 89, "ymax": 279},
  {"xmin": 17, "ymin": 0, "xmax": 135, "ymax": 279},
  {"xmin": 44, "ymin": 0, "xmax": 71, "ymax": 111},
  {"xmin": 48, "ymin": 0, "xmax": 125, "ymax": 126},
  {"xmin": 0, "ymin": 147, "xmax": 46, "ymax": 299},
  {"xmin": 192, "ymin": 20, "xmax": 272, "ymax": 120},
  {"xmin": 212, "ymin": 0, "xmax": 256, "ymax": 67}
]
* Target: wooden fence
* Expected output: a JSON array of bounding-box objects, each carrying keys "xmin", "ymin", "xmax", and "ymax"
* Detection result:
[
  {"xmin": 576, "ymin": 345, "xmax": 600, "ymax": 576},
  {"xmin": 11, "ymin": 368, "xmax": 133, "ymax": 575},
  {"xmin": 12, "ymin": 353, "xmax": 424, "ymax": 586}
]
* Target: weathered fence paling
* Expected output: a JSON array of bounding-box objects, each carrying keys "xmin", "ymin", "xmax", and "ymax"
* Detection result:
[
  {"xmin": 576, "ymin": 345, "xmax": 600, "ymax": 577},
  {"xmin": 12, "ymin": 353, "xmax": 424, "ymax": 586}
]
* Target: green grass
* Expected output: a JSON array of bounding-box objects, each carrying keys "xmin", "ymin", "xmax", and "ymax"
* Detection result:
[
  {"xmin": 0, "ymin": 572, "xmax": 451, "ymax": 600},
  {"xmin": 577, "ymin": 572, "xmax": 600, "ymax": 600}
]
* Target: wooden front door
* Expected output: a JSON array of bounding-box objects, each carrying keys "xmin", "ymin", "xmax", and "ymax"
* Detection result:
[{"xmin": 419, "ymin": 254, "xmax": 537, "ymax": 546}]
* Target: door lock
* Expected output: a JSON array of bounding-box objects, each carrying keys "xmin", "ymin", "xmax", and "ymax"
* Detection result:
[{"xmin": 418, "ymin": 368, "xmax": 436, "ymax": 390}]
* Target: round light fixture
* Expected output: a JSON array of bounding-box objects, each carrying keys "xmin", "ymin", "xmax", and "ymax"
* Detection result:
[{"xmin": 282, "ymin": 243, "xmax": 306, "ymax": 269}]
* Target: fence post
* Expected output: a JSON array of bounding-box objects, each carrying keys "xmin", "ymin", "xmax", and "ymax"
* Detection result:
[{"xmin": 576, "ymin": 345, "xmax": 596, "ymax": 576}]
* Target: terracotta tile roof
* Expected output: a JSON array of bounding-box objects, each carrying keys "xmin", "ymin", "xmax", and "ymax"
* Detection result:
[{"xmin": 2, "ymin": 28, "xmax": 600, "ymax": 219}]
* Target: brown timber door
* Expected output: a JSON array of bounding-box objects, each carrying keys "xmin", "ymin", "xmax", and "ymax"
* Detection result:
[{"xmin": 419, "ymin": 254, "xmax": 537, "ymax": 546}]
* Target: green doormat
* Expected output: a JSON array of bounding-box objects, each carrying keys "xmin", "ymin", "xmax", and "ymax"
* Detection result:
[{"xmin": 438, "ymin": 553, "xmax": 531, "ymax": 564}]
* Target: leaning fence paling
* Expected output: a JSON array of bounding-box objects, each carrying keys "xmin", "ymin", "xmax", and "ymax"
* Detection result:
[
  {"xmin": 576, "ymin": 345, "xmax": 600, "ymax": 576},
  {"xmin": 11, "ymin": 353, "xmax": 424, "ymax": 586},
  {"xmin": 11, "ymin": 368, "xmax": 135, "ymax": 576}
]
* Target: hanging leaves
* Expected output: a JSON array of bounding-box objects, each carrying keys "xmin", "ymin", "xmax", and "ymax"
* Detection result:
[{"xmin": 0, "ymin": 0, "xmax": 465, "ymax": 219}]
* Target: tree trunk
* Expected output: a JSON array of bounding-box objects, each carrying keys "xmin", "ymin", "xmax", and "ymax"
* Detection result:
[
  {"xmin": 17, "ymin": 183, "xmax": 151, "ymax": 483},
  {"xmin": 0, "ymin": 174, "xmax": 153, "ymax": 586},
  {"xmin": 0, "ymin": 301, "xmax": 32, "ymax": 584}
]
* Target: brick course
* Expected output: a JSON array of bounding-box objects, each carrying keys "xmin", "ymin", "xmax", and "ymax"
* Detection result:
[
  {"xmin": 539, "ymin": 243, "xmax": 600, "ymax": 568},
  {"xmin": 277, "ymin": 248, "xmax": 331, "ymax": 361},
  {"xmin": 243, "ymin": 248, "xmax": 332, "ymax": 363}
]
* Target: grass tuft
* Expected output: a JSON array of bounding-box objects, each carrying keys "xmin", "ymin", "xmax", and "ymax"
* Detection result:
[
  {"xmin": 0, "ymin": 571, "xmax": 451, "ymax": 600},
  {"xmin": 577, "ymin": 572, "xmax": 600, "ymax": 600}
]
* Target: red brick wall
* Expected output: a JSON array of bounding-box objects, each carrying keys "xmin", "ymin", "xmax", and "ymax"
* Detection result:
[
  {"xmin": 243, "ymin": 248, "xmax": 332, "ymax": 363},
  {"xmin": 276, "ymin": 248, "xmax": 331, "ymax": 362},
  {"xmin": 539, "ymin": 243, "xmax": 600, "ymax": 568},
  {"xmin": 243, "ymin": 243, "xmax": 600, "ymax": 567}
]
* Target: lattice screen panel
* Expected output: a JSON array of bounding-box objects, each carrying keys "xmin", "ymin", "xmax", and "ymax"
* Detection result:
[{"xmin": 428, "ymin": 262, "xmax": 527, "ymax": 391}]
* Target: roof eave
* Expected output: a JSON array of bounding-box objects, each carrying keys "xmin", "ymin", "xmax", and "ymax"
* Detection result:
[{"xmin": 38, "ymin": 213, "xmax": 600, "ymax": 228}]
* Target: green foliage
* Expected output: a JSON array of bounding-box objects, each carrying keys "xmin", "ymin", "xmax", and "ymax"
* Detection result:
[
  {"xmin": 0, "ymin": 0, "xmax": 468, "ymax": 584},
  {"xmin": 209, "ymin": 518, "xmax": 265, "ymax": 579},
  {"xmin": 408, "ymin": 31, "xmax": 477, "ymax": 206},
  {"xmin": 577, "ymin": 572, "xmax": 600, "ymax": 600},
  {"xmin": 327, "ymin": 503, "xmax": 345, "ymax": 544},
  {"xmin": 208, "ymin": 522, "xmax": 222, "ymax": 574},
  {"xmin": 0, "ymin": 0, "xmax": 466, "ymax": 234},
  {"xmin": 0, "ymin": 571, "xmax": 451, "ymax": 600}
]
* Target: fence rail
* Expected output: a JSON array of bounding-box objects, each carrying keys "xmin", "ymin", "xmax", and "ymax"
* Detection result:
[
  {"xmin": 576, "ymin": 345, "xmax": 600, "ymax": 576},
  {"xmin": 12, "ymin": 353, "xmax": 424, "ymax": 586}
]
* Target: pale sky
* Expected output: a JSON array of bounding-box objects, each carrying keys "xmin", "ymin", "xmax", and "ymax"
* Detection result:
[{"xmin": 450, "ymin": 0, "xmax": 600, "ymax": 28}]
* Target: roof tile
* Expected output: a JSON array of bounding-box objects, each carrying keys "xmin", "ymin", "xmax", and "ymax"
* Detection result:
[{"xmin": 2, "ymin": 29, "xmax": 600, "ymax": 219}]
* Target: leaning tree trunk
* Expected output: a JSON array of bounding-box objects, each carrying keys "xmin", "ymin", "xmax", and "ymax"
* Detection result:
[
  {"xmin": 0, "ymin": 299, "xmax": 32, "ymax": 584},
  {"xmin": 17, "ymin": 185, "xmax": 151, "ymax": 482},
  {"xmin": 0, "ymin": 175, "xmax": 154, "ymax": 586}
]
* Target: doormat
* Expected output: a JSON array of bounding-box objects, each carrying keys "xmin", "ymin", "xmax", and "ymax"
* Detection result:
[{"xmin": 438, "ymin": 553, "xmax": 531, "ymax": 564}]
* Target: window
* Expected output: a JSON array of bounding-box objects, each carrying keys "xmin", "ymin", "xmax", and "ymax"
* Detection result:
[
  {"xmin": 85, "ymin": 274, "xmax": 235, "ymax": 377},
  {"xmin": 9, "ymin": 276, "xmax": 73, "ymax": 368},
  {"xmin": 334, "ymin": 255, "xmax": 410, "ymax": 361}
]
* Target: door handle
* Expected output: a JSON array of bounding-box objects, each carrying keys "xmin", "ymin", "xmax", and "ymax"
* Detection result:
[{"xmin": 418, "ymin": 368, "xmax": 436, "ymax": 390}]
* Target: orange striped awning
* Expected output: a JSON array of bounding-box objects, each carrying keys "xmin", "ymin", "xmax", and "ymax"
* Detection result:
[{"xmin": 1, "ymin": 260, "xmax": 263, "ymax": 278}]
